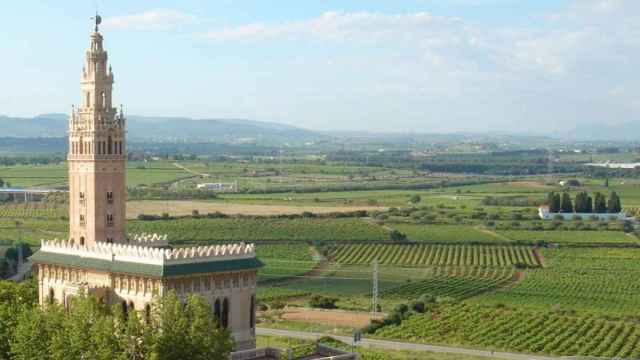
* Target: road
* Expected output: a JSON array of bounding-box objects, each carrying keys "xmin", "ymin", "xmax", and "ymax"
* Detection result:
[
  {"xmin": 8, "ymin": 260, "xmax": 32, "ymax": 282},
  {"xmin": 257, "ymin": 328, "xmax": 559, "ymax": 360}
]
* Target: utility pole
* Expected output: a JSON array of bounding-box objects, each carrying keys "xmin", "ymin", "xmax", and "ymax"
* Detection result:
[{"xmin": 371, "ymin": 260, "xmax": 379, "ymax": 321}]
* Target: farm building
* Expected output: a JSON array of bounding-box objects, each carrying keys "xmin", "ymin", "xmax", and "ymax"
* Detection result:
[{"xmin": 538, "ymin": 206, "xmax": 632, "ymax": 221}]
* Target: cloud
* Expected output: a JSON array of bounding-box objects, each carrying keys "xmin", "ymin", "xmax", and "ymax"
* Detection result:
[
  {"xmin": 103, "ymin": 9, "xmax": 195, "ymax": 31},
  {"xmin": 202, "ymin": 11, "xmax": 465, "ymax": 42},
  {"xmin": 200, "ymin": 1, "xmax": 639, "ymax": 132}
]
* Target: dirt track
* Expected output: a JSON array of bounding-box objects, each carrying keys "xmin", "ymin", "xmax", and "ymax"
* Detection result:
[
  {"xmin": 126, "ymin": 200, "xmax": 386, "ymax": 219},
  {"xmin": 280, "ymin": 308, "xmax": 372, "ymax": 328}
]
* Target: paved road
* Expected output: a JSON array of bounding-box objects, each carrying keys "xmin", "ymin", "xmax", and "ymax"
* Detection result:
[
  {"xmin": 8, "ymin": 261, "xmax": 32, "ymax": 282},
  {"xmin": 257, "ymin": 328, "xmax": 558, "ymax": 360}
]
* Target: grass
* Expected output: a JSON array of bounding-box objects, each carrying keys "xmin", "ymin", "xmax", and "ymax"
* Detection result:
[
  {"xmin": 257, "ymin": 335, "xmax": 503, "ymax": 360},
  {"xmin": 327, "ymin": 244, "xmax": 540, "ymax": 267},
  {"xmin": 0, "ymin": 161, "xmax": 192, "ymax": 188},
  {"xmin": 127, "ymin": 218, "xmax": 391, "ymax": 243},
  {"xmin": 373, "ymin": 303, "xmax": 640, "ymax": 358},
  {"xmin": 393, "ymin": 224, "xmax": 506, "ymax": 243},
  {"xmin": 472, "ymin": 248, "xmax": 640, "ymax": 315},
  {"xmin": 497, "ymin": 230, "xmax": 637, "ymax": 244},
  {"xmin": 257, "ymin": 244, "xmax": 317, "ymax": 282}
]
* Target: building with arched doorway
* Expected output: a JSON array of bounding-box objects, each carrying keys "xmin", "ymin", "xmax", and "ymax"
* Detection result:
[{"xmin": 31, "ymin": 16, "xmax": 262, "ymax": 351}]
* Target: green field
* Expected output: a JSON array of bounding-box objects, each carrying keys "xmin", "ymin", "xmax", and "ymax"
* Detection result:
[
  {"xmin": 128, "ymin": 218, "xmax": 390, "ymax": 243},
  {"xmin": 392, "ymin": 224, "xmax": 506, "ymax": 243},
  {"xmin": 327, "ymin": 244, "xmax": 540, "ymax": 267},
  {"xmin": 380, "ymin": 269, "xmax": 515, "ymax": 301},
  {"xmin": 0, "ymin": 161, "xmax": 192, "ymax": 188},
  {"xmin": 497, "ymin": 229, "xmax": 637, "ymax": 244},
  {"xmin": 473, "ymin": 248, "xmax": 640, "ymax": 315},
  {"xmin": 257, "ymin": 244, "xmax": 317, "ymax": 282},
  {"xmin": 373, "ymin": 303, "xmax": 640, "ymax": 358}
]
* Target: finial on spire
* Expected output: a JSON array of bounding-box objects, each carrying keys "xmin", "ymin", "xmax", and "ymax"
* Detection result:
[{"xmin": 91, "ymin": 12, "xmax": 102, "ymax": 32}]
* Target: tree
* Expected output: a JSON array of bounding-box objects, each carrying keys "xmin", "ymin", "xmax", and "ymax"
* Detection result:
[
  {"xmin": 152, "ymin": 292, "xmax": 232, "ymax": 360},
  {"xmin": 560, "ymin": 192, "xmax": 573, "ymax": 213},
  {"xmin": 594, "ymin": 192, "xmax": 607, "ymax": 213},
  {"xmin": 607, "ymin": 191, "xmax": 622, "ymax": 213},
  {"xmin": 9, "ymin": 290, "xmax": 233, "ymax": 360},
  {"xmin": 574, "ymin": 192, "xmax": 586, "ymax": 213},
  {"xmin": 409, "ymin": 194, "xmax": 421, "ymax": 204},
  {"xmin": 390, "ymin": 230, "xmax": 407, "ymax": 242},
  {"xmin": 585, "ymin": 194, "xmax": 593, "ymax": 213},
  {"xmin": 0, "ymin": 280, "xmax": 37, "ymax": 359},
  {"xmin": 546, "ymin": 192, "xmax": 561, "ymax": 213}
]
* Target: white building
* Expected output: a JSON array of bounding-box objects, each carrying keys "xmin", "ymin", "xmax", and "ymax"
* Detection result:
[{"xmin": 538, "ymin": 205, "xmax": 631, "ymax": 221}]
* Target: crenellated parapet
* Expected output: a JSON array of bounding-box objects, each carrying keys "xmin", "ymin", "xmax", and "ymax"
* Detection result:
[
  {"xmin": 39, "ymin": 239, "xmax": 256, "ymax": 266},
  {"xmin": 128, "ymin": 233, "xmax": 169, "ymax": 247}
]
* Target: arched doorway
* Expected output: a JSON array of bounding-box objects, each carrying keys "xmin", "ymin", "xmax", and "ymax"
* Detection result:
[
  {"xmin": 79, "ymin": 237, "xmax": 85, "ymax": 246},
  {"xmin": 121, "ymin": 300, "xmax": 128, "ymax": 320},
  {"xmin": 47, "ymin": 288, "xmax": 55, "ymax": 305},
  {"xmin": 144, "ymin": 304, "xmax": 151, "ymax": 324}
]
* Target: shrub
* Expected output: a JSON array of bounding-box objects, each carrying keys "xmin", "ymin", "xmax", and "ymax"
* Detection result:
[
  {"xmin": 309, "ymin": 295, "xmax": 338, "ymax": 309},
  {"xmin": 390, "ymin": 230, "xmax": 407, "ymax": 242},
  {"xmin": 410, "ymin": 301, "xmax": 426, "ymax": 314}
]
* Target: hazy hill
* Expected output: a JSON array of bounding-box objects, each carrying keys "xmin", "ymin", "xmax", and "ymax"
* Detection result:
[
  {"xmin": 0, "ymin": 114, "xmax": 324, "ymax": 144},
  {"xmin": 567, "ymin": 121, "xmax": 640, "ymax": 141}
]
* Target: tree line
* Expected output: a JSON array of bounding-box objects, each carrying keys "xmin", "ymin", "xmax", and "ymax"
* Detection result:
[
  {"xmin": 546, "ymin": 191, "xmax": 622, "ymax": 213},
  {"xmin": 0, "ymin": 280, "xmax": 232, "ymax": 360}
]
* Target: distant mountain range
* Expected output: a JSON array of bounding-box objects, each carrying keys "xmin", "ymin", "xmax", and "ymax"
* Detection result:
[
  {"xmin": 0, "ymin": 114, "xmax": 325, "ymax": 144},
  {"xmin": 565, "ymin": 121, "xmax": 640, "ymax": 141}
]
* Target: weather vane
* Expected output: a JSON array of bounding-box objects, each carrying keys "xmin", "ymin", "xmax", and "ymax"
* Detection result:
[{"xmin": 91, "ymin": 12, "xmax": 102, "ymax": 32}]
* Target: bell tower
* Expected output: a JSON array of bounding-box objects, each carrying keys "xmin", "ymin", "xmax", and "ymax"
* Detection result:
[{"xmin": 68, "ymin": 14, "xmax": 127, "ymax": 247}]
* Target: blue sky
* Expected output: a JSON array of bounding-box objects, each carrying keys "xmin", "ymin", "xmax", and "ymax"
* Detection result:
[{"xmin": 0, "ymin": 0, "xmax": 638, "ymax": 133}]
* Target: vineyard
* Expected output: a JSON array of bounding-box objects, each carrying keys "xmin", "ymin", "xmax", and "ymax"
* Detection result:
[
  {"xmin": 496, "ymin": 229, "xmax": 637, "ymax": 244},
  {"xmin": 0, "ymin": 206, "xmax": 66, "ymax": 220},
  {"xmin": 381, "ymin": 268, "xmax": 515, "ymax": 300},
  {"xmin": 327, "ymin": 244, "xmax": 541, "ymax": 267},
  {"xmin": 373, "ymin": 303, "xmax": 640, "ymax": 358},
  {"xmin": 473, "ymin": 248, "xmax": 640, "ymax": 315},
  {"xmin": 127, "ymin": 218, "xmax": 390, "ymax": 243}
]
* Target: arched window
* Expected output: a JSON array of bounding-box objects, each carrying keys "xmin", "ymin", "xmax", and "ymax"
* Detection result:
[
  {"xmin": 108, "ymin": 136, "xmax": 113, "ymax": 155},
  {"xmin": 128, "ymin": 301, "xmax": 135, "ymax": 312},
  {"xmin": 222, "ymin": 298, "xmax": 229, "ymax": 329},
  {"xmin": 101, "ymin": 91, "xmax": 106, "ymax": 109},
  {"xmin": 250, "ymin": 295, "xmax": 255, "ymax": 329},
  {"xmin": 79, "ymin": 138, "xmax": 84, "ymax": 155},
  {"xmin": 86, "ymin": 92, "xmax": 90, "ymax": 108},
  {"xmin": 47, "ymin": 288, "xmax": 55, "ymax": 305},
  {"xmin": 214, "ymin": 299, "xmax": 221, "ymax": 327}
]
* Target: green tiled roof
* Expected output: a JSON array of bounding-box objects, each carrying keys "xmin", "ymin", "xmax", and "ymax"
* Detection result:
[{"xmin": 31, "ymin": 251, "xmax": 264, "ymax": 278}]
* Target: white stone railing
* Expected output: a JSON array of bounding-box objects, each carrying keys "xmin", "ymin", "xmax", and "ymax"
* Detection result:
[{"xmin": 40, "ymin": 239, "xmax": 256, "ymax": 266}]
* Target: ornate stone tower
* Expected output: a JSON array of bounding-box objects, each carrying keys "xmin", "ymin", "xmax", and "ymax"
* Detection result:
[
  {"xmin": 33, "ymin": 16, "xmax": 262, "ymax": 351},
  {"xmin": 68, "ymin": 17, "xmax": 126, "ymax": 247}
]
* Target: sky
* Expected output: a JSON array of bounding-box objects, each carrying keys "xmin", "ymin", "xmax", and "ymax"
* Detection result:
[{"xmin": 0, "ymin": 0, "xmax": 638, "ymax": 134}]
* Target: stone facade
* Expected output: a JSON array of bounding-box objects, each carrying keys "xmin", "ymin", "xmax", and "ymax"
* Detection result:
[{"xmin": 32, "ymin": 19, "xmax": 261, "ymax": 351}]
